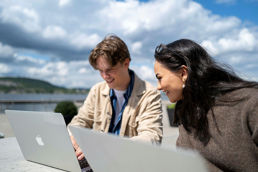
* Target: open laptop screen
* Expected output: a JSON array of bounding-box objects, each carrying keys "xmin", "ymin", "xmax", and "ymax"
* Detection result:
[
  {"xmin": 6, "ymin": 110, "xmax": 81, "ymax": 172},
  {"xmin": 70, "ymin": 126, "xmax": 208, "ymax": 172}
]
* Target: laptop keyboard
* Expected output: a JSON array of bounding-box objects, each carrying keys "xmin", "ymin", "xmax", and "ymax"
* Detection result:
[{"xmin": 79, "ymin": 157, "xmax": 93, "ymax": 172}]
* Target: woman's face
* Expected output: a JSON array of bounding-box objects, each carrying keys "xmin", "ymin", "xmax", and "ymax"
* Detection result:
[{"xmin": 154, "ymin": 60, "xmax": 187, "ymax": 103}]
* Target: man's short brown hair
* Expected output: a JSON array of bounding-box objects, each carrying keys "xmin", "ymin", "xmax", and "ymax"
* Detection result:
[{"xmin": 89, "ymin": 34, "xmax": 131, "ymax": 69}]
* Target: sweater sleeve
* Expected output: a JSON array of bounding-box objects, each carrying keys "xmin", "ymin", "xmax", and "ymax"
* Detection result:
[{"xmin": 247, "ymin": 97, "xmax": 258, "ymax": 146}]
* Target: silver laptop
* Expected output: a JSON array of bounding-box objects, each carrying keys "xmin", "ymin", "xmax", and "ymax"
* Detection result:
[
  {"xmin": 5, "ymin": 110, "xmax": 81, "ymax": 172},
  {"xmin": 69, "ymin": 126, "xmax": 208, "ymax": 172}
]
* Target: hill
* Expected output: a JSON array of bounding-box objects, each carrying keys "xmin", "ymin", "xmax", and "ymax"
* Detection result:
[{"xmin": 0, "ymin": 77, "xmax": 89, "ymax": 94}]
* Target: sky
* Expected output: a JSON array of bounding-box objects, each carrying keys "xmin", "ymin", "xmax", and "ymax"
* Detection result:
[{"xmin": 0, "ymin": 0, "xmax": 258, "ymax": 88}]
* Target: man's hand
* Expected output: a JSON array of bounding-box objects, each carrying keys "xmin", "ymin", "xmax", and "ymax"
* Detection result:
[{"xmin": 70, "ymin": 135, "xmax": 85, "ymax": 160}]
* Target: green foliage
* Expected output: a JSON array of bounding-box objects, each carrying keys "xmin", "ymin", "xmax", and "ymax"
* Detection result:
[
  {"xmin": 0, "ymin": 77, "xmax": 89, "ymax": 94},
  {"xmin": 167, "ymin": 103, "xmax": 176, "ymax": 109},
  {"xmin": 54, "ymin": 101, "xmax": 78, "ymax": 125},
  {"xmin": 166, "ymin": 103, "xmax": 177, "ymax": 127}
]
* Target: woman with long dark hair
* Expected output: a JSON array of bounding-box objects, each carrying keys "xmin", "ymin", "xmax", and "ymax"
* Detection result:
[{"xmin": 154, "ymin": 39, "xmax": 258, "ymax": 172}]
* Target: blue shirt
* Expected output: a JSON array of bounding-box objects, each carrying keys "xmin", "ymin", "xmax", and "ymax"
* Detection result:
[{"xmin": 108, "ymin": 70, "xmax": 135, "ymax": 135}]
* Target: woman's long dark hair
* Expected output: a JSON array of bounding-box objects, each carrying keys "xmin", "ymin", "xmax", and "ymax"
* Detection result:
[{"xmin": 155, "ymin": 39, "xmax": 258, "ymax": 145}]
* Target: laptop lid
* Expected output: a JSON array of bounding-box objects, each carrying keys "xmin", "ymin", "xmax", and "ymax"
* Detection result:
[
  {"xmin": 5, "ymin": 110, "xmax": 81, "ymax": 172},
  {"xmin": 69, "ymin": 126, "xmax": 208, "ymax": 172}
]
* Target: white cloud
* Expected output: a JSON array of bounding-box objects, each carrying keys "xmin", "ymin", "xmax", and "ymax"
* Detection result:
[
  {"xmin": 201, "ymin": 40, "xmax": 219, "ymax": 56},
  {"xmin": 58, "ymin": 0, "xmax": 71, "ymax": 7},
  {"xmin": 98, "ymin": 0, "xmax": 180, "ymax": 34},
  {"xmin": 131, "ymin": 64, "xmax": 155, "ymax": 81},
  {"xmin": 218, "ymin": 28, "xmax": 256, "ymax": 52},
  {"xmin": 131, "ymin": 41, "xmax": 142, "ymax": 54},
  {"xmin": 25, "ymin": 59, "xmax": 99, "ymax": 87},
  {"xmin": 0, "ymin": 43, "xmax": 14, "ymax": 57},
  {"xmin": 228, "ymin": 55, "xmax": 245, "ymax": 64},
  {"xmin": 245, "ymin": 64, "xmax": 258, "ymax": 69},
  {"xmin": 0, "ymin": 63, "xmax": 10, "ymax": 73},
  {"xmin": 1, "ymin": 0, "xmax": 258, "ymax": 88},
  {"xmin": 14, "ymin": 53, "xmax": 45, "ymax": 64},
  {"xmin": 79, "ymin": 68, "xmax": 88, "ymax": 74},
  {"xmin": 27, "ymin": 62, "xmax": 68, "ymax": 77},
  {"xmin": 1, "ymin": 5, "xmax": 40, "ymax": 32},
  {"xmin": 56, "ymin": 62, "xmax": 68, "ymax": 76},
  {"xmin": 43, "ymin": 25, "xmax": 67, "ymax": 39},
  {"xmin": 201, "ymin": 28, "xmax": 258, "ymax": 58},
  {"xmin": 139, "ymin": 65, "xmax": 155, "ymax": 80},
  {"xmin": 70, "ymin": 33, "xmax": 101, "ymax": 49}
]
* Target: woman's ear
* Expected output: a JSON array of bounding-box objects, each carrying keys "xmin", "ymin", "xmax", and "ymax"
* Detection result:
[{"xmin": 180, "ymin": 65, "xmax": 188, "ymax": 82}]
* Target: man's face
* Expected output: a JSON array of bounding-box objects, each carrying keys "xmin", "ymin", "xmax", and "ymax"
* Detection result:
[{"xmin": 96, "ymin": 56, "xmax": 129, "ymax": 90}]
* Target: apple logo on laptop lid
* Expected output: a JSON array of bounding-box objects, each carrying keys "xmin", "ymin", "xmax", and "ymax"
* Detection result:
[{"xmin": 35, "ymin": 135, "xmax": 45, "ymax": 146}]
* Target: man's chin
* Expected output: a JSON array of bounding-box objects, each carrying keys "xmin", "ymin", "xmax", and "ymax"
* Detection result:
[{"xmin": 106, "ymin": 81, "xmax": 115, "ymax": 88}]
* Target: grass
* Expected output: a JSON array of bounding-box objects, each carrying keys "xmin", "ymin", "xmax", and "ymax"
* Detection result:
[{"xmin": 167, "ymin": 103, "xmax": 176, "ymax": 109}]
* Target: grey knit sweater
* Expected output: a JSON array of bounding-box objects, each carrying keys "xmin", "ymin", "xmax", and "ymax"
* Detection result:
[{"xmin": 177, "ymin": 88, "xmax": 258, "ymax": 172}]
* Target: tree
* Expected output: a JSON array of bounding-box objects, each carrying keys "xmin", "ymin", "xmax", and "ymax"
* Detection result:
[
  {"xmin": 167, "ymin": 103, "xmax": 178, "ymax": 127},
  {"xmin": 54, "ymin": 101, "xmax": 78, "ymax": 125}
]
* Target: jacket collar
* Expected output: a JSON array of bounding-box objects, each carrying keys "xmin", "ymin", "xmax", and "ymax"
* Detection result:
[
  {"xmin": 100, "ymin": 70, "xmax": 147, "ymax": 135},
  {"xmin": 119, "ymin": 73, "xmax": 146, "ymax": 135}
]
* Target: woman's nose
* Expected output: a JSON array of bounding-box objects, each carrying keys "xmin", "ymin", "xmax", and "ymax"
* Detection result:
[{"xmin": 157, "ymin": 82, "xmax": 162, "ymax": 90}]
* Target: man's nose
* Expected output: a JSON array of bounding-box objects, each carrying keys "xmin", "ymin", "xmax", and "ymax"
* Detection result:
[{"xmin": 101, "ymin": 72, "xmax": 110, "ymax": 79}]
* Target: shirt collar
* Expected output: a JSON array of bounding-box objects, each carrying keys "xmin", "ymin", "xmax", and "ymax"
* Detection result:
[{"xmin": 109, "ymin": 69, "xmax": 134, "ymax": 100}]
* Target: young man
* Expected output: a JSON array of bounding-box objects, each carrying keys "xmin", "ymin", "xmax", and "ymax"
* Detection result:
[{"xmin": 68, "ymin": 35, "xmax": 163, "ymax": 161}]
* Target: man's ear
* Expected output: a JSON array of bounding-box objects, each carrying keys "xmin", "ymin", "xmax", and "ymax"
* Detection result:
[
  {"xmin": 180, "ymin": 65, "xmax": 188, "ymax": 82},
  {"xmin": 123, "ymin": 58, "xmax": 130, "ymax": 68}
]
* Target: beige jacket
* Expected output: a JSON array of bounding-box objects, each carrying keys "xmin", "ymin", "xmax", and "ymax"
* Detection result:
[{"xmin": 69, "ymin": 74, "xmax": 163, "ymax": 144}]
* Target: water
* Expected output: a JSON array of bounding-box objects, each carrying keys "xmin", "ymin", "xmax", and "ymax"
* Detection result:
[
  {"xmin": 0, "ymin": 92, "xmax": 169, "ymax": 114},
  {"xmin": 0, "ymin": 93, "xmax": 87, "ymax": 102},
  {"xmin": 0, "ymin": 94, "xmax": 87, "ymax": 113}
]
